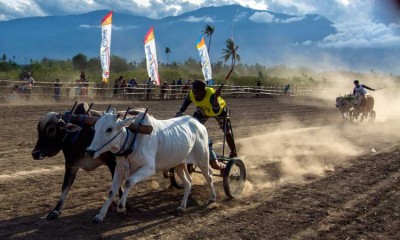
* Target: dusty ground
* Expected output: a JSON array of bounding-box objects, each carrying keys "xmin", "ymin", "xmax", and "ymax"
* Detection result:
[{"xmin": 0, "ymin": 96, "xmax": 399, "ymax": 240}]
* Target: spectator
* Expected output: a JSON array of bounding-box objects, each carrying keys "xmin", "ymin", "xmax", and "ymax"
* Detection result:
[
  {"xmin": 145, "ymin": 77, "xmax": 154, "ymax": 100},
  {"xmin": 176, "ymin": 77, "xmax": 183, "ymax": 98},
  {"xmin": 284, "ymin": 84, "xmax": 291, "ymax": 95},
  {"xmin": 113, "ymin": 76, "xmax": 123, "ymax": 98},
  {"xmin": 80, "ymin": 72, "xmax": 89, "ymax": 97},
  {"xmin": 127, "ymin": 77, "xmax": 138, "ymax": 99},
  {"xmin": 160, "ymin": 81, "xmax": 169, "ymax": 100},
  {"xmin": 170, "ymin": 79, "xmax": 176, "ymax": 100},
  {"xmin": 80, "ymin": 71, "xmax": 86, "ymax": 81},
  {"xmin": 22, "ymin": 71, "xmax": 35, "ymax": 94},
  {"xmin": 120, "ymin": 79, "xmax": 127, "ymax": 97},
  {"xmin": 53, "ymin": 78, "xmax": 63, "ymax": 101}
]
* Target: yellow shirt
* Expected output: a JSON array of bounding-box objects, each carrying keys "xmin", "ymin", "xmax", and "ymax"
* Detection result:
[{"xmin": 189, "ymin": 87, "xmax": 226, "ymax": 117}]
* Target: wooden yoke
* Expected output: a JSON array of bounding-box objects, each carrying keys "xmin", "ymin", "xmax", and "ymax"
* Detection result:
[{"xmin": 65, "ymin": 114, "xmax": 153, "ymax": 135}]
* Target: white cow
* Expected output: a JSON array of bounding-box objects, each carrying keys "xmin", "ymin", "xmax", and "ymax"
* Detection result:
[{"xmin": 86, "ymin": 109, "xmax": 216, "ymax": 223}]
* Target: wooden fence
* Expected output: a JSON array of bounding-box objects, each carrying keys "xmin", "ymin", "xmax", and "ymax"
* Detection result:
[{"xmin": 0, "ymin": 79, "xmax": 325, "ymax": 102}]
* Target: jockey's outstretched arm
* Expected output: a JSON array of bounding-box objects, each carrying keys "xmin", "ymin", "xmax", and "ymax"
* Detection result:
[
  {"xmin": 364, "ymin": 85, "xmax": 375, "ymax": 91},
  {"xmin": 177, "ymin": 96, "xmax": 192, "ymax": 116}
]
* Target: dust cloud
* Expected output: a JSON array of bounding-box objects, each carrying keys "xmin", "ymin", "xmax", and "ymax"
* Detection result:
[
  {"xmin": 238, "ymin": 78, "xmax": 400, "ymax": 196},
  {"xmin": 237, "ymin": 116, "xmax": 364, "ymax": 194}
]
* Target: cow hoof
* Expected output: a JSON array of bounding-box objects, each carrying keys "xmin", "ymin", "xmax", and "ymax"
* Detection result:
[
  {"xmin": 173, "ymin": 208, "xmax": 185, "ymax": 217},
  {"xmin": 117, "ymin": 206, "xmax": 126, "ymax": 213},
  {"xmin": 92, "ymin": 216, "xmax": 103, "ymax": 224},
  {"xmin": 125, "ymin": 180, "xmax": 130, "ymax": 189},
  {"xmin": 207, "ymin": 198, "xmax": 216, "ymax": 204},
  {"xmin": 46, "ymin": 211, "xmax": 60, "ymax": 220}
]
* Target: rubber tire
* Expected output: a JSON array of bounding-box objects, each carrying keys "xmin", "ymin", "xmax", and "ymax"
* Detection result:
[{"xmin": 223, "ymin": 159, "xmax": 246, "ymax": 199}]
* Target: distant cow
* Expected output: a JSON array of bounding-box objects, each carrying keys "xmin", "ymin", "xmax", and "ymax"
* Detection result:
[
  {"xmin": 31, "ymin": 103, "xmax": 121, "ymax": 220},
  {"xmin": 336, "ymin": 94, "xmax": 375, "ymax": 122},
  {"xmin": 335, "ymin": 94, "xmax": 354, "ymax": 120},
  {"xmin": 86, "ymin": 109, "xmax": 216, "ymax": 223}
]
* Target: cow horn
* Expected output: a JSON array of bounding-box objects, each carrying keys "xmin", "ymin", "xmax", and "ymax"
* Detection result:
[
  {"xmin": 123, "ymin": 107, "xmax": 131, "ymax": 119},
  {"xmin": 106, "ymin": 105, "xmax": 111, "ymax": 113},
  {"xmin": 70, "ymin": 101, "xmax": 78, "ymax": 113},
  {"xmin": 86, "ymin": 103, "xmax": 93, "ymax": 115}
]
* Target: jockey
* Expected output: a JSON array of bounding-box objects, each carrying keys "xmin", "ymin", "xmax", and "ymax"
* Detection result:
[
  {"xmin": 175, "ymin": 79, "xmax": 237, "ymax": 173},
  {"xmin": 352, "ymin": 80, "xmax": 375, "ymax": 106}
]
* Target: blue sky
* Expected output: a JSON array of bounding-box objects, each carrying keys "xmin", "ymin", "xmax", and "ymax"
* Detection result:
[{"xmin": 1, "ymin": 0, "xmax": 400, "ymax": 49}]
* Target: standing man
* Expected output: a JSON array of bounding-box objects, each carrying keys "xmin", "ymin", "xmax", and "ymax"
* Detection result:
[
  {"xmin": 175, "ymin": 79, "xmax": 237, "ymax": 174},
  {"xmin": 53, "ymin": 78, "xmax": 63, "ymax": 101},
  {"xmin": 145, "ymin": 77, "xmax": 154, "ymax": 100},
  {"xmin": 113, "ymin": 76, "xmax": 123, "ymax": 98}
]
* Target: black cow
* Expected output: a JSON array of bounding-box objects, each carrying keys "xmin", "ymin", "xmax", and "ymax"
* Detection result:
[{"xmin": 31, "ymin": 103, "xmax": 121, "ymax": 220}]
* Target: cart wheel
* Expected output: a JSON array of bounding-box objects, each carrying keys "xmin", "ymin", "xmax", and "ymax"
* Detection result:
[
  {"xmin": 223, "ymin": 159, "xmax": 246, "ymax": 199},
  {"xmin": 169, "ymin": 164, "xmax": 195, "ymax": 189}
]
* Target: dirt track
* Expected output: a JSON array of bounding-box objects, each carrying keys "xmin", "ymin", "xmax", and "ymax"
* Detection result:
[{"xmin": 0, "ymin": 97, "xmax": 399, "ymax": 239}]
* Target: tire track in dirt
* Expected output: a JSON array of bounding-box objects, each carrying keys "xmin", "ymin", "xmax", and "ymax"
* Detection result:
[{"xmin": 293, "ymin": 146, "xmax": 400, "ymax": 239}]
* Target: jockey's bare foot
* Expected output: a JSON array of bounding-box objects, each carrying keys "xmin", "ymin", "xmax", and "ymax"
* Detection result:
[
  {"xmin": 229, "ymin": 151, "xmax": 237, "ymax": 158},
  {"xmin": 163, "ymin": 170, "xmax": 171, "ymax": 178},
  {"xmin": 210, "ymin": 159, "xmax": 226, "ymax": 176}
]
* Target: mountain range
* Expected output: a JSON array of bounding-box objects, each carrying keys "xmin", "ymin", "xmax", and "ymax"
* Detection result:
[{"xmin": 0, "ymin": 4, "xmax": 397, "ymax": 73}]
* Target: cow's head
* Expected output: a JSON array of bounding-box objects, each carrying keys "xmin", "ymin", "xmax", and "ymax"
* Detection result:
[
  {"xmin": 86, "ymin": 109, "xmax": 133, "ymax": 159},
  {"xmin": 32, "ymin": 112, "xmax": 82, "ymax": 160},
  {"xmin": 335, "ymin": 96, "xmax": 345, "ymax": 108}
]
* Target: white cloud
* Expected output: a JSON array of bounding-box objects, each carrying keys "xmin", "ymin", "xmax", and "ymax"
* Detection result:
[
  {"xmin": 181, "ymin": 15, "xmax": 215, "ymax": 23},
  {"xmin": 280, "ymin": 15, "xmax": 304, "ymax": 23},
  {"xmin": 249, "ymin": 11, "xmax": 304, "ymax": 24},
  {"xmin": 1, "ymin": 0, "xmax": 399, "ymax": 51},
  {"xmin": 249, "ymin": 12, "xmax": 275, "ymax": 23}
]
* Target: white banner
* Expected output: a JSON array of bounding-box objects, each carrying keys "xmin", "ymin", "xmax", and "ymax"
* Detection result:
[
  {"xmin": 100, "ymin": 11, "xmax": 112, "ymax": 83},
  {"xmin": 196, "ymin": 36, "xmax": 212, "ymax": 81},
  {"xmin": 144, "ymin": 26, "xmax": 160, "ymax": 86}
]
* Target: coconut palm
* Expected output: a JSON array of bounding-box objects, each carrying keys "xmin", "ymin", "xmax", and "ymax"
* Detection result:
[
  {"xmin": 202, "ymin": 24, "xmax": 215, "ymax": 54},
  {"xmin": 165, "ymin": 47, "xmax": 171, "ymax": 65},
  {"xmin": 221, "ymin": 38, "xmax": 240, "ymax": 83}
]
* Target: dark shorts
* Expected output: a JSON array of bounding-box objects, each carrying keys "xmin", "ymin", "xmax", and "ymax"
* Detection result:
[
  {"xmin": 193, "ymin": 108, "xmax": 228, "ymax": 132},
  {"xmin": 193, "ymin": 108, "xmax": 229, "ymax": 161}
]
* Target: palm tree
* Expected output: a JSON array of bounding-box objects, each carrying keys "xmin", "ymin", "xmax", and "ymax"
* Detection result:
[
  {"xmin": 221, "ymin": 38, "xmax": 240, "ymax": 83},
  {"xmin": 202, "ymin": 24, "xmax": 215, "ymax": 54},
  {"xmin": 165, "ymin": 47, "xmax": 171, "ymax": 65}
]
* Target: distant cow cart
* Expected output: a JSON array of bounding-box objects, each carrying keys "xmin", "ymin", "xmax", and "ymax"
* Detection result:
[{"xmin": 335, "ymin": 94, "xmax": 376, "ymax": 122}]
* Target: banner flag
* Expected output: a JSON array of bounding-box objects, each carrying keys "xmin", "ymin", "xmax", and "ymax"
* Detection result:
[
  {"xmin": 196, "ymin": 36, "xmax": 212, "ymax": 81},
  {"xmin": 144, "ymin": 26, "xmax": 160, "ymax": 85},
  {"xmin": 100, "ymin": 10, "xmax": 112, "ymax": 83}
]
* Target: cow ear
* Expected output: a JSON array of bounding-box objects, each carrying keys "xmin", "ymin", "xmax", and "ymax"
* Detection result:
[
  {"xmin": 109, "ymin": 108, "xmax": 116, "ymax": 114},
  {"xmin": 62, "ymin": 123, "xmax": 82, "ymax": 133},
  {"xmin": 119, "ymin": 118, "xmax": 133, "ymax": 128}
]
